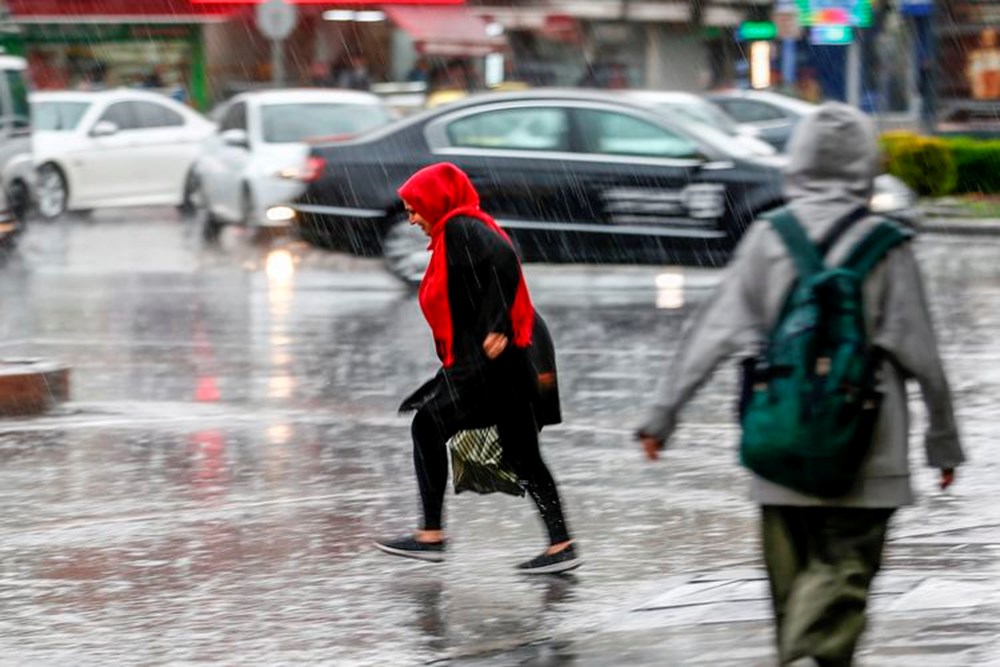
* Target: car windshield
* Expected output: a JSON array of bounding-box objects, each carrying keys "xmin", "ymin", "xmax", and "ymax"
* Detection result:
[
  {"xmin": 658, "ymin": 101, "xmax": 740, "ymax": 135},
  {"xmin": 260, "ymin": 102, "xmax": 392, "ymax": 143},
  {"xmin": 32, "ymin": 101, "xmax": 91, "ymax": 131}
]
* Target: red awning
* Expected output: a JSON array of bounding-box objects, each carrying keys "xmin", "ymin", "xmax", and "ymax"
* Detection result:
[
  {"xmin": 384, "ymin": 6, "xmax": 507, "ymax": 57},
  {"xmin": 8, "ymin": 0, "xmax": 238, "ymax": 22}
]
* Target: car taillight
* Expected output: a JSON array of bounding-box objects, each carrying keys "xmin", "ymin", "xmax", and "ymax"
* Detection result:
[{"xmin": 300, "ymin": 156, "xmax": 326, "ymax": 183}]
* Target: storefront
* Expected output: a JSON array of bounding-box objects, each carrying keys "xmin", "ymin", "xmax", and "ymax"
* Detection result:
[
  {"xmin": 4, "ymin": 0, "xmax": 229, "ymax": 110},
  {"xmin": 936, "ymin": 0, "xmax": 1000, "ymax": 131},
  {"xmin": 4, "ymin": 1, "xmax": 501, "ymax": 111}
]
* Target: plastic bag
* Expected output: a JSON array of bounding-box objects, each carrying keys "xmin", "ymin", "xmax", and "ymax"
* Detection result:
[{"xmin": 448, "ymin": 426, "xmax": 525, "ymax": 497}]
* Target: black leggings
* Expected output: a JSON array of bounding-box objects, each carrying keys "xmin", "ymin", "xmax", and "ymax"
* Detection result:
[{"xmin": 411, "ymin": 395, "xmax": 571, "ymax": 545}]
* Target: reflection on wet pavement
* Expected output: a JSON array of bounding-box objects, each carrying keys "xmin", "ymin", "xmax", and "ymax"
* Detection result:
[{"xmin": 0, "ymin": 211, "xmax": 998, "ymax": 664}]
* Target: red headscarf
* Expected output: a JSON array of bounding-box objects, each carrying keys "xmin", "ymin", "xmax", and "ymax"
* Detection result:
[{"xmin": 397, "ymin": 162, "xmax": 534, "ymax": 368}]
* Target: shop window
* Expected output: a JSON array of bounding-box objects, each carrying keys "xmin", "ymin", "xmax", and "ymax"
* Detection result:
[
  {"xmin": 576, "ymin": 109, "xmax": 700, "ymax": 160},
  {"xmin": 133, "ymin": 101, "xmax": 184, "ymax": 129},
  {"xmin": 98, "ymin": 102, "xmax": 139, "ymax": 131},
  {"xmin": 446, "ymin": 108, "xmax": 570, "ymax": 151}
]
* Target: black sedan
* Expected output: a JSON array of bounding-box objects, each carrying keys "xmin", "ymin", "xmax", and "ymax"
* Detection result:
[{"xmin": 276, "ymin": 90, "xmax": 910, "ymax": 283}]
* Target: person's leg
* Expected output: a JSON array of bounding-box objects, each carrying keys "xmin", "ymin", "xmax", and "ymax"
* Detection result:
[
  {"xmin": 778, "ymin": 507, "xmax": 895, "ymax": 667},
  {"xmin": 761, "ymin": 506, "xmax": 810, "ymax": 661},
  {"xmin": 496, "ymin": 399, "xmax": 571, "ymax": 547},
  {"xmin": 374, "ymin": 403, "xmax": 464, "ymax": 561},
  {"xmin": 411, "ymin": 404, "xmax": 461, "ymax": 536}
]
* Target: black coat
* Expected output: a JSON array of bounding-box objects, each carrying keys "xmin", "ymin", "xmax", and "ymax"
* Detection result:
[{"xmin": 400, "ymin": 217, "xmax": 561, "ymax": 427}]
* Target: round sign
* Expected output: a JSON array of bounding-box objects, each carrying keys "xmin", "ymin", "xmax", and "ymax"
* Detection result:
[{"xmin": 256, "ymin": 0, "xmax": 298, "ymax": 41}]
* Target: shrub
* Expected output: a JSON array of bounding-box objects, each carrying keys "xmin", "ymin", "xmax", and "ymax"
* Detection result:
[
  {"xmin": 942, "ymin": 137, "xmax": 1000, "ymax": 194},
  {"xmin": 882, "ymin": 134, "xmax": 957, "ymax": 198}
]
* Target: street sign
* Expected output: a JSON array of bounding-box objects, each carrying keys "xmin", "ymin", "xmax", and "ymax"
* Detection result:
[
  {"xmin": 737, "ymin": 21, "xmax": 778, "ymax": 42},
  {"xmin": 810, "ymin": 25, "xmax": 854, "ymax": 45},
  {"xmin": 256, "ymin": 0, "xmax": 297, "ymax": 41}
]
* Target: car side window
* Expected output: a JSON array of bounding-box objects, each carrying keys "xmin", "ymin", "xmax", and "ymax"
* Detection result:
[
  {"xmin": 98, "ymin": 101, "xmax": 139, "ymax": 131},
  {"xmin": 219, "ymin": 102, "xmax": 247, "ymax": 133},
  {"xmin": 133, "ymin": 101, "xmax": 184, "ymax": 128},
  {"xmin": 576, "ymin": 109, "xmax": 701, "ymax": 159},
  {"xmin": 446, "ymin": 108, "xmax": 569, "ymax": 151},
  {"xmin": 717, "ymin": 100, "xmax": 786, "ymax": 123}
]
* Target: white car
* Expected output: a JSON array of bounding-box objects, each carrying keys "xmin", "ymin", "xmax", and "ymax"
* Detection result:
[
  {"xmin": 191, "ymin": 89, "xmax": 394, "ymax": 239},
  {"xmin": 626, "ymin": 90, "xmax": 778, "ymax": 157},
  {"xmin": 32, "ymin": 89, "xmax": 215, "ymax": 219}
]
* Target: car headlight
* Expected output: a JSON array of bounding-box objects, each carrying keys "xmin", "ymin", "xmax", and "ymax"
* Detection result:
[
  {"xmin": 266, "ymin": 206, "xmax": 296, "ymax": 222},
  {"xmin": 276, "ymin": 166, "xmax": 301, "ymax": 179},
  {"xmin": 870, "ymin": 174, "xmax": 915, "ymax": 213}
]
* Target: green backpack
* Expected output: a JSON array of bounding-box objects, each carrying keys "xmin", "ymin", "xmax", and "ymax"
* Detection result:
[{"xmin": 739, "ymin": 207, "xmax": 913, "ymax": 498}]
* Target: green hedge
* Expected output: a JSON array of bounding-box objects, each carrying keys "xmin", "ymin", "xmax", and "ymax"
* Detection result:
[{"xmin": 880, "ymin": 132, "xmax": 1000, "ymax": 196}]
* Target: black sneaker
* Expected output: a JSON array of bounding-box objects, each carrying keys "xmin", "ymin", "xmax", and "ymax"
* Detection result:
[
  {"xmin": 517, "ymin": 544, "xmax": 582, "ymax": 575},
  {"xmin": 374, "ymin": 536, "xmax": 446, "ymax": 563}
]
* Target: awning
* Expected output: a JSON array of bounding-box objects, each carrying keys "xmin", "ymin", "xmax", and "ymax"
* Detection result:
[
  {"xmin": 8, "ymin": 0, "xmax": 238, "ymax": 23},
  {"xmin": 384, "ymin": 6, "xmax": 507, "ymax": 57}
]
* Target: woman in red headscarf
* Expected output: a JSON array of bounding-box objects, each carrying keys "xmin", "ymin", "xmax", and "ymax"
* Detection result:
[{"xmin": 374, "ymin": 162, "xmax": 579, "ymax": 574}]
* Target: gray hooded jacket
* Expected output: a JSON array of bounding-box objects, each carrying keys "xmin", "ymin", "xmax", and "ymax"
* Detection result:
[{"xmin": 637, "ymin": 102, "xmax": 964, "ymax": 508}]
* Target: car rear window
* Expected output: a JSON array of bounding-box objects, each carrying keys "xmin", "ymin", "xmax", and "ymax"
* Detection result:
[
  {"xmin": 260, "ymin": 102, "xmax": 392, "ymax": 143},
  {"xmin": 32, "ymin": 101, "xmax": 91, "ymax": 131}
]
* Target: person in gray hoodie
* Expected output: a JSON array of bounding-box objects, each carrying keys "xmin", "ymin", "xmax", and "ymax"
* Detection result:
[{"xmin": 636, "ymin": 102, "xmax": 964, "ymax": 667}]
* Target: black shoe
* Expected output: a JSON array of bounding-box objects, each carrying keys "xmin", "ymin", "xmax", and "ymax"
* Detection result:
[
  {"xmin": 517, "ymin": 543, "xmax": 582, "ymax": 575},
  {"xmin": 374, "ymin": 536, "xmax": 446, "ymax": 563}
]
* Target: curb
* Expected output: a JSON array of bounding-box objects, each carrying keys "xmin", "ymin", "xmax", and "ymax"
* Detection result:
[
  {"xmin": 0, "ymin": 359, "xmax": 71, "ymax": 417},
  {"xmin": 918, "ymin": 219, "xmax": 1000, "ymax": 235}
]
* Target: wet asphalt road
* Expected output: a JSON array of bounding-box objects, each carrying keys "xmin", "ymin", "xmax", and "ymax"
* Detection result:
[{"xmin": 0, "ymin": 211, "xmax": 997, "ymax": 665}]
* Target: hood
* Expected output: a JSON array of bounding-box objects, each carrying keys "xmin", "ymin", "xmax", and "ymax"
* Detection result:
[
  {"xmin": 783, "ymin": 102, "xmax": 878, "ymax": 231},
  {"xmin": 397, "ymin": 162, "xmax": 479, "ymax": 232}
]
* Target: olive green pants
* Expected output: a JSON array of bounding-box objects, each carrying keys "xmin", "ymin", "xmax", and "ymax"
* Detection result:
[{"xmin": 761, "ymin": 505, "xmax": 894, "ymax": 667}]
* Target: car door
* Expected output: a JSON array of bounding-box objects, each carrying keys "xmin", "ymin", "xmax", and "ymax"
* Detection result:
[
  {"xmin": 426, "ymin": 102, "xmax": 596, "ymax": 262},
  {"xmin": 75, "ymin": 100, "xmax": 141, "ymax": 204},
  {"xmin": 569, "ymin": 106, "xmax": 730, "ymax": 264},
  {"xmin": 127, "ymin": 100, "xmax": 203, "ymax": 205}
]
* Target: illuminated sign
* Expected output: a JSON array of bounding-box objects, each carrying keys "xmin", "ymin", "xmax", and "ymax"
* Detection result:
[
  {"xmin": 737, "ymin": 21, "xmax": 778, "ymax": 41},
  {"xmin": 810, "ymin": 25, "xmax": 854, "ymax": 44},
  {"xmin": 191, "ymin": 0, "xmax": 463, "ymax": 4},
  {"xmin": 797, "ymin": 0, "xmax": 872, "ymax": 27}
]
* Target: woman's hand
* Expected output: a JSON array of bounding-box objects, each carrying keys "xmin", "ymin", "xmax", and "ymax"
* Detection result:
[{"xmin": 483, "ymin": 332, "xmax": 508, "ymax": 360}]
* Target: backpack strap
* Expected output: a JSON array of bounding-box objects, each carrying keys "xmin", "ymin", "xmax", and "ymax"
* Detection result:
[
  {"xmin": 817, "ymin": 206, "xmax": 869, "ymax": 257},
  {"xmin": 767, "ymin": 208, "xmax": 824, "ymax": 278},
  {"xmin": 842, "ymin": 220, "xmax": 915, "ymax": 276}
]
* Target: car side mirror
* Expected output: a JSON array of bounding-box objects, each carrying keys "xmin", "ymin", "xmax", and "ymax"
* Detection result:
[
  {"xmin": 90, "ymin": 121, "xmax": 119, "ymax": 137},
  {"xmin": 221, "ymin": 128, "xmax": 249, "ymax": 149}
]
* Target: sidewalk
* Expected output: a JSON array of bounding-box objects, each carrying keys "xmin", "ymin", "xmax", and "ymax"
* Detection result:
[{"xmin": 456, "ymin": 523, "xmax": 1000, "ymax": 667}]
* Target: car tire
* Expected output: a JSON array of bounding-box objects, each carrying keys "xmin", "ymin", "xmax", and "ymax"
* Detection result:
[
  {"xmin": 36, "ymin": 163, "xmax": 68, "ymax": 220},
  {"xmin": 192, "ymin": 179, "xmax": 224, "ymax": 244},
  {"xmin": 179, "ymin": 169, "xmax": 200, "ymax": 217},
  {"xmin": 240, "ymin": 186, "xmax": 256, "ymax": 227},
  {"xmin": 7, "ymin": 179, "xmax": 29, "ymax": 221},
  {"xmin": 382, "ymin": 216, "xmax": 430, "ymax": 287}
]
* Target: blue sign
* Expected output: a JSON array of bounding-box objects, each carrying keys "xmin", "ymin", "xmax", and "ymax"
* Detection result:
[
  {"xmin": 899, "ymin": 0, "xmax": 933, "ymax": 17},
  {"xmin": 810, "ymin": 25, "xmax": 854, "ymax": 45}
]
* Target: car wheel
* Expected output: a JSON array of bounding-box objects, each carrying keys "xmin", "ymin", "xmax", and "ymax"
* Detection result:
[
  {"xmin": 382, "ymin": 216, "xmax": 430, "ymax": 286},
  {"xmin": 7, "ymin": 179, "xmax": 29, "ymax": 221},
  {"xmin": 192, "ymin": 180, "xmax": 224, "ymax": 244},
  {"xmin": 36, "ymin": 163, "xmax": 68, "ymax": 220},
  {"xmin": 240, "ymin": 186, "xmax": 256, "ymax": 227},
  {"xmin": 179, "ymin": 169, "xmax": 200, "ymax": 217}
]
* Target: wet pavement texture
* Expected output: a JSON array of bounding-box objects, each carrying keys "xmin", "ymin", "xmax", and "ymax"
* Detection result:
[{"xmin": 0, "ymin": 211, "xmax": 998, "ymax": 665}]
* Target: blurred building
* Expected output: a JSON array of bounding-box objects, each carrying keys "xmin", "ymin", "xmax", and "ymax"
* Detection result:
[{"xmin": 1, "ymin": 0, "xmax": 507, "ymax": 110}]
